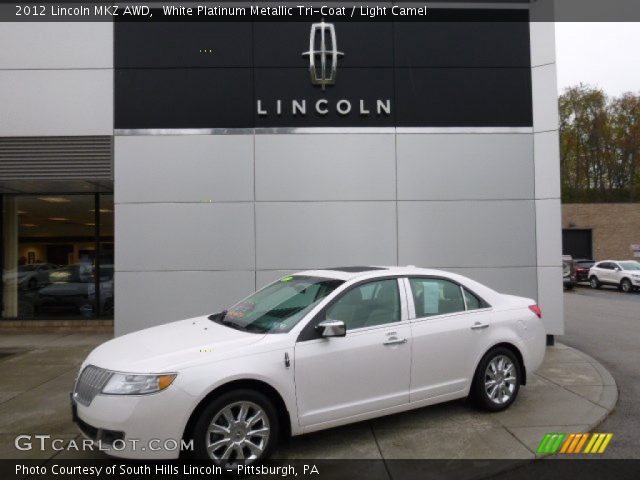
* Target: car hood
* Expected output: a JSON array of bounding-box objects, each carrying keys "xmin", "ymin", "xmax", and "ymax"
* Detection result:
[{"xmin": 84, "ymin": 316, "xmax": 266, "ymax": 372}]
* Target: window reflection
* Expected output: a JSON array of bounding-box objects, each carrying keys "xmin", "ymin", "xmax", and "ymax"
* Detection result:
[{"xmin": 1, "ymin": 194, "xmax": 114, "ymax": 320}]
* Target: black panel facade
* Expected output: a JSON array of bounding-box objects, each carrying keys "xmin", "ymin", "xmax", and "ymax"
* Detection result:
[
  {"xmin": 115, "ymin": 69, "xmax": 253, "ymax": 129},
  {"xmin": 115, "ymin": 22, "xmax": 253, "ymax": 68},
  {"xmin": 114, "ymin": 11, "xmax": 533, "ymax": 129},
  {"xmin": 395, "ymin": 68, "xmax": 533, "ymax": 127}
]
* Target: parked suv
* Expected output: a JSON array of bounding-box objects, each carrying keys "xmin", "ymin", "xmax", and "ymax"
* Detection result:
[
  {"xmin": 589, "ymin": 260, "xmax": 640, "ymax": 293},
  {"xmin": 562, "ymin": 256, "xmax": 576, "ymax": 290}
]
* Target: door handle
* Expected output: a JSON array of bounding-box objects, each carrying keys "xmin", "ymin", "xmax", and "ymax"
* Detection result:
[
  {"xmin": 471, "ymin": 322, "xmax": 489, "ymax": 330},
  {"xmin": 383, "ymin": 337, "xmax": 408, "ymax": 346}
]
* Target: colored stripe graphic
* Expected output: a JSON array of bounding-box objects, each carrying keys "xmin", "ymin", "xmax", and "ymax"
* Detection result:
[
  {"xmin": 536, "ymin": 433, "xmax": 566, "ymax": 454},
  {"xmin": 575, "ymin": 433, "xmax": 590, "ymax": 453},
  {"xmin": 560, "ymin": 433, "xmax": 589, "ymax": 453},
  {"xmin": 584, "ymin": 433, "xmax": 613, "ymax": 454},
  {"xmin": 539, "ymin": 433, "xmax": 613, "ymax": 455}
]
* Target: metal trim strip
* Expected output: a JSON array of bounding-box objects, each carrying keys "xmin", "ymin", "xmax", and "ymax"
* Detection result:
[{"xmin": 115, "ymin": 127, "xmax": 534, "ymax": 135}]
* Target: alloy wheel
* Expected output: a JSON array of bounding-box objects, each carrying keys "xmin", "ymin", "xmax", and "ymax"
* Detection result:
[
  {"xmin": 205, "ymin": 401, "xmax": 270, "ymax": 465},
  {"xmin": 484, "ymin": 355, "xmax": 517, "ymax": 405}
]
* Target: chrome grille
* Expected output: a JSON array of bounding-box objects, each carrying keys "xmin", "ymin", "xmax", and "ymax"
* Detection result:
[{"xmin": 73, "ymin": 366, "xmax": 112, "ymax": 406}]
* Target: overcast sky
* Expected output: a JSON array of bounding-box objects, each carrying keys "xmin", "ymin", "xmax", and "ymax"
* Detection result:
[{"xmin": 555, "ymin": 23, "xmax": 640, "ymax": 97}]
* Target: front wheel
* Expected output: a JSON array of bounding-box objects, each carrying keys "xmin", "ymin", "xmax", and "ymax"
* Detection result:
[
  {"xmin": 470, "ymin": 348, "xmax": 521, "ymax": 412},
  {"xmin": 191, "ymin": 389, "xmax": 279, "ymax": 466},
  {"xmin": 590, "ymin": 276, "xmax": 601, "ymax": 289},
  {"xmin": 621, "ymin": 278, "xmax": 633, "ymax": 293}
]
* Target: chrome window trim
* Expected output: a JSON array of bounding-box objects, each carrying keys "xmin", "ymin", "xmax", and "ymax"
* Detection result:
[
  {"xmin": 397, "ymin": 277, "xmax": 410, "ymax": 323},
  {"xmin": 461, "ymin": 285, "xmax": 469, "ymax": 311},
  {"xmin": 409, "ymin": 307, "xmax": 494, "ymax": 325}
]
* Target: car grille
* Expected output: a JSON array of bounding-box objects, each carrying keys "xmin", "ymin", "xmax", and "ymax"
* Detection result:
[{"xmin": 73, "ymin": 365, "xmax": 112, "ymax": 406}]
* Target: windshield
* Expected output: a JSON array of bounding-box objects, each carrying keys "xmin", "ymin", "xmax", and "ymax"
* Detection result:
[
  {"xmin": 619, "ymin": 262, "xmax": 640, "ymax": 271},
  {"xmin": 212, "ymin": 276, "xmax": 343, "ymax": 334}
]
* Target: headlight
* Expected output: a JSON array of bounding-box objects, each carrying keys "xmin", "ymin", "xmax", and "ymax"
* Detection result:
[{"xmin": 101, "ymin": 373, "xmax": 176, "ymax": 395}]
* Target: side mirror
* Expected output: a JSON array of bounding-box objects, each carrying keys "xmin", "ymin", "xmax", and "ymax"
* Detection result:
[
  {"xmin": 615, "ymin": 267, "xmax": 621, "ymax": 272},
  {"xmin": 316, "ymin": 319, "xmax": 346, "ymax": 338}
]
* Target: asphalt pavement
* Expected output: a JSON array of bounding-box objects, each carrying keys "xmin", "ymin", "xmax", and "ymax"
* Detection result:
[{"xmin": 561, "ymin": 285, "xmax": 640, "ymax": 458}]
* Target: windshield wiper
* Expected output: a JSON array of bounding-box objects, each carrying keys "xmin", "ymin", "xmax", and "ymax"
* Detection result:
[
  {"xmin": 209, "ymin": 311, "xmax": 249, "ymax": 332},
  {"xmin": 208, "ymin": 310, "xmax": 227, "ymax": 322}
]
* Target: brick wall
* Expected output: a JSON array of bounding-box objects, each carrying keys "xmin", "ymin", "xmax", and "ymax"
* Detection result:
[{"xmin": 562, "ymin": 204, "xmax": 640, "ymax": 260}]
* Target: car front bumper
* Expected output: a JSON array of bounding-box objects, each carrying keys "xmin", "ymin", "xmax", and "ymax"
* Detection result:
[{"xmin": 71, "ymin": 385, "xmax": 196, "ymax": 459}]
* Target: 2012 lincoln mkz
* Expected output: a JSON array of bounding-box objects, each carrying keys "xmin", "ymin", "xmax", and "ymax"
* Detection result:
[{"xmin": 71, "ymin": 266, "xmax": 546, "ymax": 464}]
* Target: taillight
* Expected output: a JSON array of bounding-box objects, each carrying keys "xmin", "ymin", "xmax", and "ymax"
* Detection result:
[{"xmin": 529, "ymin": 304, "xmax": 542, "ymax": 319}]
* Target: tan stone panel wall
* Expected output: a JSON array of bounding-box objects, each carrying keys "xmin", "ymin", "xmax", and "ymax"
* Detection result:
[{"xmin": 562, "ymin": 204, "xmax": 640, "ymax": 261}]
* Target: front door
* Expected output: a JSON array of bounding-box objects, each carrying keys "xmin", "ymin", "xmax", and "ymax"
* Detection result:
[{"xmin": 294, "ymin": 278, "xmax": 411, "ymax": 428}]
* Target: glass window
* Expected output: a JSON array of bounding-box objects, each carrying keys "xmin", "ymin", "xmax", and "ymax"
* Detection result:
[
  {"xmin": 409, "ymin": 278, "xmax": 465, "ymax": 317},
  {"xmin": 463, "ymin": 288, "xmax": 483, "ymax": 310},
  {"xmin": 619, "ymin": 261, "xmax": 640, "ymax": 271},
  {"xmin": 1, "ymin": 194, "xmax": 114, "ymax": 321},
  {"xmin": 213, "ymin": 276, "xmax": 343, "ymax": 334},
  {"xmin": 325, "ymin": 279, "xmax": 401, "ymax": 330}
]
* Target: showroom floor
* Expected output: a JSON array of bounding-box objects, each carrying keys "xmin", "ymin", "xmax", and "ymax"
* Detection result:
[{"xmin": 0, "ymin": 333, "xmax": 616, "ymax": 462}]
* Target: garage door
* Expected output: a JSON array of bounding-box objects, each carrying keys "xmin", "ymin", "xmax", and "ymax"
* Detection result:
[{"xmin": 563, "ymin": 229, "xmax": 593, "ymax": 259}]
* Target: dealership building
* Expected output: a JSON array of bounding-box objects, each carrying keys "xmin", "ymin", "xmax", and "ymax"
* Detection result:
[{"xmin": 0, "ymin": 2, "xmax": 564, "ymax": 339}]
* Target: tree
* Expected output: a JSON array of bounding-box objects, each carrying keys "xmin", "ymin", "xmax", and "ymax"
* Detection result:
[{"xmin": 559, "ymin": 85, "xmax": 640, "ymax": 203}]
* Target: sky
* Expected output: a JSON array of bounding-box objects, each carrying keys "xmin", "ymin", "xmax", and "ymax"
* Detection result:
[{"xmin": 555, "ymin": 23, "xmax": 640, "ymax": 97}]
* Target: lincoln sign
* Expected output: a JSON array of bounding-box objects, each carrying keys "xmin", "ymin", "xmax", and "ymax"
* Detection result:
[{"xmin": 256, "ymin": 98, "xmax": 391, "ymax": 117}]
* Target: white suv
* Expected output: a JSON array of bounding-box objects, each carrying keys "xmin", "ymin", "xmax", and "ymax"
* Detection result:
[{"xmin": 588, "ymin": 260, "xmax": 640, "ymax": 293}]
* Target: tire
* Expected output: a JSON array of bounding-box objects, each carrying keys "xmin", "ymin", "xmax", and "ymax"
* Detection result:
[
  {"xmin": 28, "ymin": 278, "xmax": 37, "ymax": 290},
  {"xmin": 470, "ymin": 347, "xmax": 521, "ymax": 412},
  {"xmin": 621, "ymin": 278, "xmax": 633, "ymax": 293},
  {"xmin": 191, "ymin": 389, "xmax": 279, "ymax": 466},
  {"xmin": 590, "ymin": 276, "xmax": 601, "ymax": 289}
]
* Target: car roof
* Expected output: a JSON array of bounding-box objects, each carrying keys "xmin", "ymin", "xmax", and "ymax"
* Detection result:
[
  {"xmin": 294, "ymin": 266, "xmax": 463, "ymax": 282},
  {"xmin": 286, "ymin": 266, "xmax": 508, "ymax": 306}
]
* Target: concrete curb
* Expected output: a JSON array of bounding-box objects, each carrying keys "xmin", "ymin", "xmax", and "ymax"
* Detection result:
[{"xmin": 503, "ymin": 343, "xmax": 618, "ymax": 460}]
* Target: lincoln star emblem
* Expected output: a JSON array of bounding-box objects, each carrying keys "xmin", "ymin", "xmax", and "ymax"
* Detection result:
[{"xmin": 302, "ymin": 20, "xmax": 343, "ymax": 90}]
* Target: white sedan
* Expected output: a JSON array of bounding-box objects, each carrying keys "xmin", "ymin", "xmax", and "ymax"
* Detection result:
[{"xmin": 72, "ymin": 266, "xmax": 546, "ymax": 464}]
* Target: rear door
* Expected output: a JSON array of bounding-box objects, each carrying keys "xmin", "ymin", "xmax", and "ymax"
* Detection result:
[
  {"xmin": 599, "ymin": 262, "xmax": 614, "ymax": 283},
  {"xmin": 406, "ymin": 277, "xmax": 492, "ymax": 402}
]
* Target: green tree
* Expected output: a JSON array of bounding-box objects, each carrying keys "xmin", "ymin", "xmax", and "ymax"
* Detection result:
[{"xmin": 559, "ymin": 85, "xmax": 640, "ymax": 203}]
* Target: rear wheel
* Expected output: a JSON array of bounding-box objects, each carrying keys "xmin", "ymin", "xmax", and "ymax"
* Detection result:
[
  {"xmin": 621, "ymin": 278, "xmax": 633, "ymax": 293},
  {"xmin": 471, "ymin": 347, "xmax": 521, "ymax": 412},
  {"xmin": 191, "ymin": 389, "xmax": 279, "ymax": 466},
  {"xmin": 590, "ymin": 276, "xmax": 601, "ymax": 289}
]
